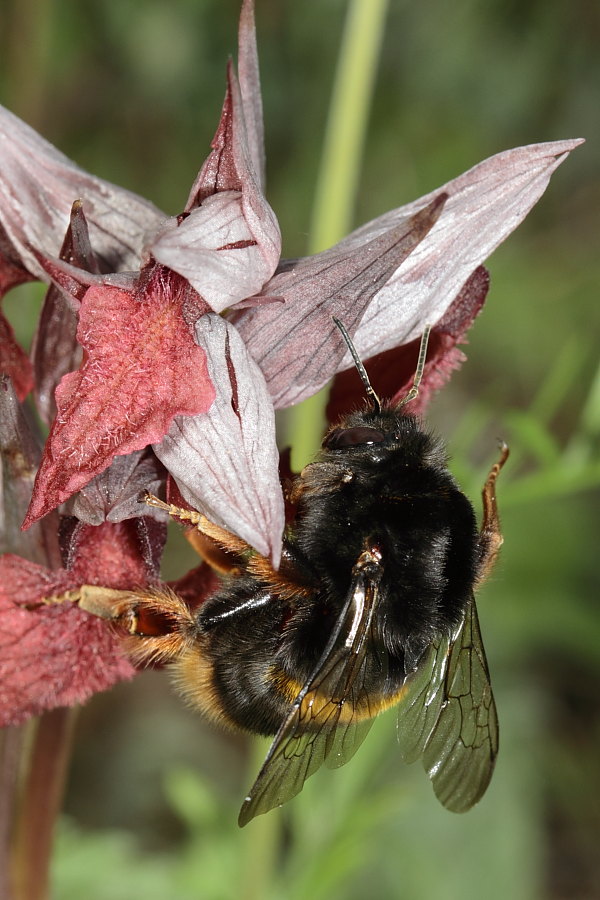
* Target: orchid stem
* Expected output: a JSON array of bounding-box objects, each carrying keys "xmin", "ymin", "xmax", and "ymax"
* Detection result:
[
  {"xmin": 0, "ymin": 726, "xmax": 25, "ymax": 900},
  {"xmin": 11, "ymin": 708, "xmax": 76, "ymax": 900},
  {"xmin": 288, "ymin": 0, "xmax": 390, "ymax": 470}
]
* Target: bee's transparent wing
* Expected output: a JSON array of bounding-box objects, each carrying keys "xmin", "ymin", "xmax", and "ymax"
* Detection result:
[
  {"xmin": 238, "ymin": 557, "xmax": 382, "ymax": 826},
  {"xmin": 397, "ymin": 596, "xmax": 498, "ymax": 812}
]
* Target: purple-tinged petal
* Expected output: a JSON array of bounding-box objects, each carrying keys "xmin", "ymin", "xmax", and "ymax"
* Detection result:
[
  {"xmin": 327, "ymin": 266, "xmax": 490, "ymax": 421},
  {"xmin": 30, "ymin": 202, "xmax": 96, "ymax": 424},
  {"xmin": 152, "ymin": 63, "xmax": 280, "ymax": 311},
  {"xmin": 34, "ymin": 250, "xmax": 138, "ymax": 302},
  {"xmin": 153, "ymin": 315, "xmax": 284, "ymax": 565},
  {"xmin": 0, "ymin": 314, "xmax": 33, "ymax": 402},
  {"xmin": 0, "ymin": 376, "xmax": 61, "ymax": 567},
  {"xmin": 65, "ymin": 449, "xmax": 166, "ymax": 526},
  {"xmin": 0, "ymin": 219, "xmax": 35, "ymax": 404},
  {"xmin": 350, "ymin": 139, "xmax": 584, "ymax": 359},
  {"xmin": 235, "ymin": 195, "xmax": 446, "ymax": 408},
  {"xmin": 0, "ymin": 104, "xmax": 164, "ymax": 280},
  {"xmin": 0, "ymin": 200, "xmax": 40, "ymax": 402},
  {"xmin": 152, "ymin": 190, "xmax": 278, "ymax": 313},
  {"xmin": 184, "ymin": 61, "xmax": 264, "ymax": 208},
  {"xmin": 238, "ymin": 0, "xmax": 266, "ymax": 189},
  {"xmin": 0, "ymin": 224, "xmax": 35, "ymax": 299}
]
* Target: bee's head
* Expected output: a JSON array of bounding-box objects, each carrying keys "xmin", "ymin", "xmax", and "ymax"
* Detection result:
[
  {"xmin": 320, "ymin": 406, "xmax": 444, "ymax": 471},
  {"xmin": 332, "ymin": 317, "xmax": 431, "ymax": 419}
]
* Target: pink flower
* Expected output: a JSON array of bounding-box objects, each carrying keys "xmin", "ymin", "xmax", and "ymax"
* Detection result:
[{"xmin": 0, "ymin": 0, "xmax": 582, "ymax": 725}]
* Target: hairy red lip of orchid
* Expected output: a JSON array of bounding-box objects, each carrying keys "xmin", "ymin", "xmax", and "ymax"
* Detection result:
[
  {"xmin": 0, "ymin": 526, "xmax": 140, "ymax": 729},
  {"xmin": 21, "ymin": 267, "xmax": 216, "ymax": 532},
  {"xmin": 0, "ymin": 0, "xmax": 583, "ymax": 726}
]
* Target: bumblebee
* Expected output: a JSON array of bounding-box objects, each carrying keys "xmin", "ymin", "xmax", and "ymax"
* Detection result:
[{"xmin": 80, "ymin": 320, "xmax": 508, "ymax": 826}]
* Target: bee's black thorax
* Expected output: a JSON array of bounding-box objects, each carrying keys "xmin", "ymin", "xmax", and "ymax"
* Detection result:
[{"xmin": 293, "ymin": 410, "xmax": 478, "ymax": 655}]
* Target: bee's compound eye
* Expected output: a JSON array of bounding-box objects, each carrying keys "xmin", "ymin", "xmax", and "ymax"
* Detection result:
[{"xmin": 323, "ymin": 426, "xmax": 386, "ymax": 449}]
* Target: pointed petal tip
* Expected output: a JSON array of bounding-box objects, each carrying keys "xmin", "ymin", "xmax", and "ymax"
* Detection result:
[
  {"xmin": 531, "ymin": 136, "xmax": 585, "ymax": 165},
  {"xmin": 415, "ymin": 192, "xmax": 448, "ymax": 235},
  {"xmin": 416, "ymin": 191, "xmax": 448, "ymax": 227},
  {"xmin": 504, "ymin": 137, "xmax": 585, "ymax": 154},
  {"xmin": 549, "ymin": 136, "xmax": 585, "ymax": 151}
]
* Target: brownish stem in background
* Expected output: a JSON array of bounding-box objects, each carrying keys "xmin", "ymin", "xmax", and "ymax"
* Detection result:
[
  {"xmin": 9, "ymin": 708, "xmax": 76, "ymax": 900},
  {"xmin": 0, "ymin": 725, "xmax": 25, "ymax": 899}
]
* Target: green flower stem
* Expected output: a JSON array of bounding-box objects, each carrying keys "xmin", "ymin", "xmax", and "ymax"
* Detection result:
[
  {"xmin": 288, "ymin": 0, "xmax": 390, "ymax": 471},
  {"xmin": 11, "ymin": 708, "xmax": 76, "ymax": 900},
  {"xmin": 240, "ymin": 738, "xmax": 282, "ymax": 900},
  {"xmin": 308, "ymin": 0, "xmax": 390, "ymax": 252}
]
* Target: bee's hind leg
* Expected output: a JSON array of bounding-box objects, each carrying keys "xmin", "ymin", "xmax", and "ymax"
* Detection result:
[{"xmin": 44, "ymin": 584, "xmax": 197, "ymax": 665}]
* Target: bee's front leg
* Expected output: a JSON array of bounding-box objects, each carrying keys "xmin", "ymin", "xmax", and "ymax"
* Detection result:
[{"xmin": 476, "ymin": 442, "xmax": 509, "ymax": 586}]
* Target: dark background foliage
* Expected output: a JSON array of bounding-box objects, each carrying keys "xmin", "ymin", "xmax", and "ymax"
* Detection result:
[{"xmin": 1, "ymin": 0, "xmax": 598, "ymax": 897}]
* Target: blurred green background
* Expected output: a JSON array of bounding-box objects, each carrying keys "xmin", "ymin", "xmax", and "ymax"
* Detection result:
[{"xmin": 1, "ymin": 0, "xmax": 599, "ymax": 898}]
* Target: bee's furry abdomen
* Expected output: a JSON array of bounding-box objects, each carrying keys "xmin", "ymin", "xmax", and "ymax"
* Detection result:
[{"xmin": 188, "ymin": 579, "xmax": 294, "ymax": 735}]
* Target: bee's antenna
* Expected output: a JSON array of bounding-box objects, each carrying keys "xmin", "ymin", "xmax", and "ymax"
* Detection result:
[
  {"xmin": 397, "ymin": 325, "xmax": 431, "ymax": 407},
  {"xmin": 333, "ymin": 317, "xmax": 381, "ymax": 414}
]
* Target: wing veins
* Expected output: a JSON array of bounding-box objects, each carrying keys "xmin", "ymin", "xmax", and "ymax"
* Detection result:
[
  {"xmin": 238, "ymin": 549, "xmax": 383, "ymax": 825},
  {"xmin": 422, "ymin": 596, "xmax": 498, "ymax": 812}
]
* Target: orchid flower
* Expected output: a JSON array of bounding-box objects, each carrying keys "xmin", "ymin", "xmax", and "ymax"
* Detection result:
[{"xmin": 0, "ymin": 0, "xmax": 582, "ymax": 727}]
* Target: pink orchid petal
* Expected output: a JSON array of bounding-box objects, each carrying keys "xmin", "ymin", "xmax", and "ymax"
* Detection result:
[
  {"xmin": 30, "ymin": 286, "xmax": 80, "ymax": 424},
  {"xmin": 235, "ymin": 195, "xmax": 446, "ymax": 407},
  {"xmin": 350, "ymin": 139, "xmax": 584, "ymax": 358},
  {"xmin": 153, "ymin": 315, "xmax": 284, "ymax": 564},
  {"xmin": 1, "ymin": 380, "xmax": 159, "ymax": 727},
  {"xmin": 0, "ymin": 104, "xmax": 164, "ymax": 281},
  {"xmin": 0, "ymin": 517, "xmax": 164, "ymax": 727},
  {"xmin": 397, "ymin": 264, "xmax": 490, "ymax": 415},
  {"xmin": 238, "ymin": 0, "xmax": 266, "ymax": 189},
  {"xmin": 236, "ymin": 139, "xmax": 582, "ymax": 410},
  {"xmin": 0, "ymin": 571, "xmax": 135, "ymax": 727},
  {"xmin": 1, "ymin": 223, "xmax": 36, "ymax": 401},
  {"xmin": 23, "ymin": 270, "xmax": 215, "ymax": 528},
  {"xmin": 152, "ymin": 63, "xmax": 280, "ymax": 311}
]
